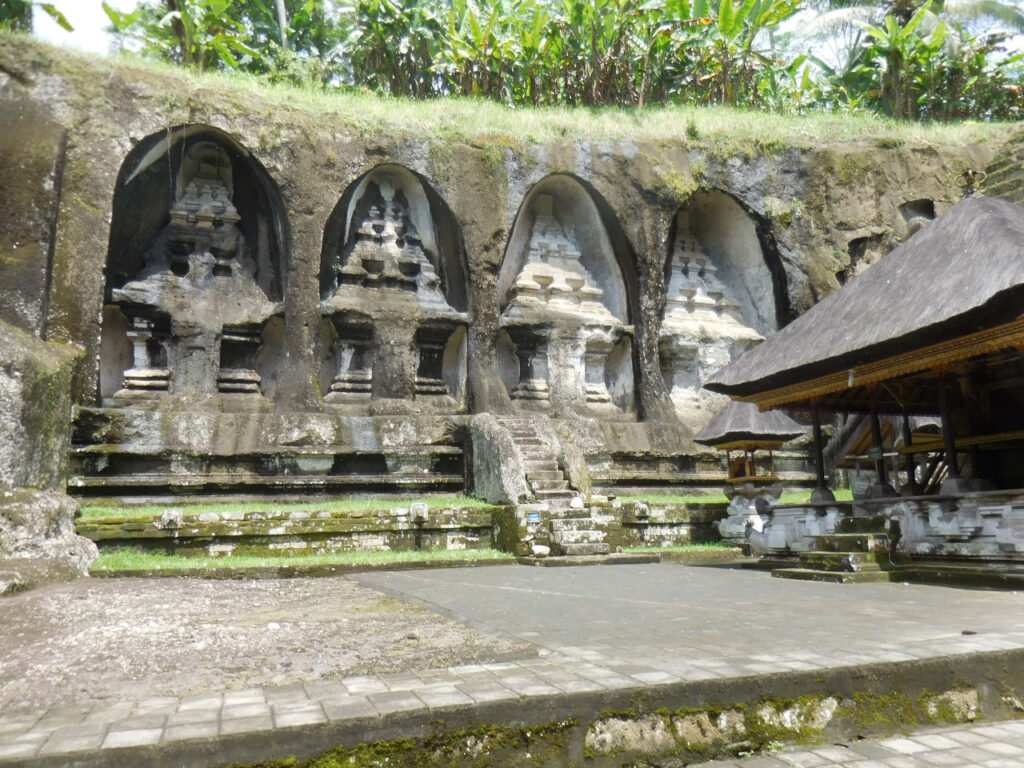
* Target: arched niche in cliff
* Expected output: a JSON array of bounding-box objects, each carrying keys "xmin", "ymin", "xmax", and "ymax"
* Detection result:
[
  {"xmin": 99, "ymin": 125, "xmax": 290, "ymax": 404},
  {"xmin": 497, "ymin": 174, "xmax": 637, "ymax": 416},
  {"xmin": 318, "ymin": 164, "xmax": 470, "ymax": 413},
  {"xmin": 659, "ymin": 189, "xmax": 783, "ymax": 429}
]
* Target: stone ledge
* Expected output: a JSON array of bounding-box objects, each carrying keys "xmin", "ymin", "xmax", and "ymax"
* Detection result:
[
  {"xmin": 89, "ymin": 557, "xmax": 517, "ymax": 580},
  {"xmin": 516, "ymin": 552, "xmax": 660, "ymax": 567}
]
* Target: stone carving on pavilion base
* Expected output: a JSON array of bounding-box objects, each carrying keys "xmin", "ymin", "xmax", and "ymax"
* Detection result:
[
  {"xmin": 500, "ymin": 194, "xmax": 629, "ymax": 414},
  {"xmin": 659, "ymin": 215, "xmax": 762, "ymax": 429},
  {"xmin": 109, "ymin": 142, "xmax": 281, "ymax": 404},
  {"xmin": 321, "ymin": 172, "xmax": 467, "ymax": 412}
]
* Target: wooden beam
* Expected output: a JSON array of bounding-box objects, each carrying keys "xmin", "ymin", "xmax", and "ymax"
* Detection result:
[{"xmin": 739, "ymin": 317, "xmax": 1024, "ymax": 410}]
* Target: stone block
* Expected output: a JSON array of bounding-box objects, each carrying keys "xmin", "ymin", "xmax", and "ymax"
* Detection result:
[{"xmin": 0, "ymin": 320, "xmax": 80, "ymax": 491}]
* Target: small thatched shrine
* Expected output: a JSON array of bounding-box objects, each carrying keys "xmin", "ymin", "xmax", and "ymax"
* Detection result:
[{"xmin": 694, "ymin": 400, "xmax": 804, "ymax": 484}]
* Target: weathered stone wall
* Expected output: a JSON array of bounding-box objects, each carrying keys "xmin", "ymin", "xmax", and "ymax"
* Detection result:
[
  {"xmin": 0, "ymin": 321, "xmax": 97, "ymax": 592},
  {"xmin": 0, "ymin": 37, "xmax": 995, "ymax": 429}
]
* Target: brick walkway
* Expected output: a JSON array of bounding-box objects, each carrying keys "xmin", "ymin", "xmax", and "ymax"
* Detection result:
[
  {"xmin": 691, "ymin": 719, "xmax": 1024, "ymax": 767},
  {"xmin": 3, "ymin": 564, "xmax": 1024, "ymax": 766}
]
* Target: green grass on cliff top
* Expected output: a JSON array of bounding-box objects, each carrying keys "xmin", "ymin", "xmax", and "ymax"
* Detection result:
[{"xmin": 0, "ymin": 32, "xmax": 1006, "ymax": 149}]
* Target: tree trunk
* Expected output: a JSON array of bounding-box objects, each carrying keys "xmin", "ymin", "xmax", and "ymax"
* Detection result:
[{"xmin": 275, "ymin": 0, "xmax": 290, "ymax": 49}]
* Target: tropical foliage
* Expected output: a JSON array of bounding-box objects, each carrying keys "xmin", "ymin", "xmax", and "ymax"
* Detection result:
[{"xmin": 94, "ymin": 0, "xmax": 1024, "ymax": 120}]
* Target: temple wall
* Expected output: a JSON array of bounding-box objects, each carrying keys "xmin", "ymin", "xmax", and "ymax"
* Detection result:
[{"xmin": 0, "ymin": 37, "xmax": 998, "ymax": 478}]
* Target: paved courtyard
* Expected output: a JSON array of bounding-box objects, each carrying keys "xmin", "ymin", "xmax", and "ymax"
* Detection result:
[
  {"xmin": 2, "ymin": 563, "xmax": 1024, "ymax": 766},
  {"xmin": 691, "ymin": 719, "xmax": 1024, "ymax": 767}
]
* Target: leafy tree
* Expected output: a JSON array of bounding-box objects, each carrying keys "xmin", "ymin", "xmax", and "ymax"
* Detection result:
[{"xmin": 1, "ymin": 0, "xmax": 71, "ymax": 32}]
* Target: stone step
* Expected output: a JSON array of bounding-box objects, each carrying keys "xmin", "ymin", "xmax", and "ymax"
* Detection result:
[
  {"xmin": 560, "ymin": 542, "xmax": 611, "ymax": 556},
  {"xmin": 514, "ymin": 437, "xmax": 545, "ymax": 447},
  {"xmin": 524, "ymin": 459, "xmax": 560, "ymax": 473},
  {"xmin": 815, "ymin": 533, "xmax": 890, "ymax": 553},
  {"xmin": 798, "ymin": 551, "xmax": 890, "ymax": 573},
  {"xmin": 531, "ymin": 477, "xmax": 568, "ymax": 489},
  {"xmin": 550, "ymin": 518, "xmax": 600, "ymax": 532},
  {"xmin": 519, "ymin": 448, "xmax": 553, "ymax": 460},
  {"xmin": 771, "ymin": 568, "xmax": 894, "ymax": 584},
  {"xmin": 526, "ymin": 470, "xmax": 566, "ymax": 484},
  {"xmin": 517, "ymin": 552, "xmax": 660, "ymax": 567},
  {"xmin": 552, "ymin": 529, "xmax": 607, "ymax": 545},
  {"xmin": 535, "ymin": 488, "xmax": 573, "ymax": 501}
]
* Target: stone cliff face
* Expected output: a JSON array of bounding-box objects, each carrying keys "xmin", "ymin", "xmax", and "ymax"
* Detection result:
[{"xmin": 0, "ymin": 34, "xmax": 1003, "ymax": 512}]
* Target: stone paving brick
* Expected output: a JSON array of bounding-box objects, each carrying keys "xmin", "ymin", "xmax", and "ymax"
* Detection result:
[
  {"xmin": 107, "ymin": 714, "xmax": 168, "ymax": 732},
  {"xmin": 221, "ymin": 702, "xmax": 271, "ymax": 720},
  {"xmin": 222, "ymin": 688, "xmax": 266, "ymax": 706},
  {"xmin": 132, "ymin": 698, "xmax": 179, "ymax": 716},
  {"xmin": 263, "ymin": 684, "xmax": 309, "ymax": 705},
  {"xmin": 101, "ymin": 728, "xmax": 163, "ymax": 748},
  {"xmin": 177, "ymin": 693, "xmax": 223, "ymax": 712},
  {"xmin": 37, "ymin": 729, "xmax": 107, "ymax": 755},
  {"xmin": 321, "ymin": 696, "xmax": 378, "ymax": 721},
  {"xmin": 0, "ymin": 733, "xmax": 47, "ymax": 759},
  {"xmin": 494, "ymin": 675, "xmax": 560, "ymax": 696},
  {"xmin": 813, "ymin": 745, "xmax": 858, "ymax": 761},
  {"xmin": 977, "ymin": 740, "xmax": 1024, "ymax": 756},
  {"xmin": 342, "ymin": 676, "xmax": 389, "ymax": 695},
  {"xmin": 273, "ymin": 704, "xmax": 327, "ymax": 728},
  {"xmin": 912, "ymin": 734, "xmax": 959, "ymax": 750},
  {"xmin": 29, "ymin": 715, "xmax": 87, "ymax": 734},
  {"xmin": 303, "ymin": 679, "xmax": 350, "ymax": 699},
  {"xmin": 943, "ymin": 730, "xmax": 989, "ymax": 745},
  {"xmin": 413, "ymin": 685, "xmax": 473, "ymax": 709},
  {"xmin": 776, "ymin": 750, "xmax": 831, "ymax": 766},
  {"xmin": 915, "ymin": 751, "xmax": 963, "ymax": 765},
  {"xmin": 366, "ymin": 690, "xmax": 425, "ymax": 713},
  {"xmin": 454, "ymin": 681, "xmax": 515, "ymax": 703},
  {"xmin": 161, "ymin": 721, "xmax": 220, "ymax": 743},
  {"xmin": 845, "ymin": 741, "xmax": 899, "ymax": 760},
  {"xmin": 166, "ymin": 708, "xmax": 220, "ymax": 726},
  {"xmin": 943, "ymin": 745, "xmax": 995, "ymax": 763},
  {"xmin": 81, "ymin": 704, "xmax": 136, "ymax": 725},
  {"xmin": 220, "ymin": 715, "xmax": 273, "ymax": 735},
  {"xmin": 878, "ymin": 737, "xmax": 931, "ymax": 755}
]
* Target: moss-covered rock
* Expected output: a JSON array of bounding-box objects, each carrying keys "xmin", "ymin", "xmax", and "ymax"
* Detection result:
[{"xmin": 0, "ymin": 319, "xmax": 80, "ymax": 491}]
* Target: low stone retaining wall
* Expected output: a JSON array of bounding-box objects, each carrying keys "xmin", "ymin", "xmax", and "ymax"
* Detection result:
[{"xmin": 76, "ymin": 503, "xmax": 501, "ymax": 556}]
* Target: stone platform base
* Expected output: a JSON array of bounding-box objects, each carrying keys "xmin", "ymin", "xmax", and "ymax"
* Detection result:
[{"xmin": 516, "ymin": 552, "xmax": 660, "ymax": 567}]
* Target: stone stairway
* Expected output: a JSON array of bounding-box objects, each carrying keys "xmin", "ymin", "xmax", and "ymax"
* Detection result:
[
  {"xmin": 549, "ymin": 507, "xmax": 613, "ymax": 556},
  {"xmin": 985, "ymin": 135, "xmax": 1024, "ymax": 204},
  {"xmin": 772, "ymin": 533, "xmax": 895, "ymax": 584},
  {"xmin": 501, "ymin": 418, "xmax": 574, "ymax": 504}
]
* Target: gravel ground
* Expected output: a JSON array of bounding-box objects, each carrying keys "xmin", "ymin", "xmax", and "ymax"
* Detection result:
[{"xmin": 0, "ymin": 576, "xmax": 534, "ymax": 711}]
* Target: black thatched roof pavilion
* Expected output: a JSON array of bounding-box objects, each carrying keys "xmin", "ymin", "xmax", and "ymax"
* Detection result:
[
  {"xmin": 695, "ymin": 400, "xmax": 804, "ymax": 449},
  {"xmin": 706, "ymin": 196, "xmax": 1024, "ymax": 496},
  {"xmin": 695, "ymin": 399, "xmax": 805, "ymax": 484}
]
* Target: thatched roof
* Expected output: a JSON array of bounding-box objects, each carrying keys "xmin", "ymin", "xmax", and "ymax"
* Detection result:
[
  {"xmin": 706, "ymin": 197, "xmax": 1024, "ymax": 398},
  {"xmin": 694, "ymin": 400, "xmax": 805, "ymax": 446}
]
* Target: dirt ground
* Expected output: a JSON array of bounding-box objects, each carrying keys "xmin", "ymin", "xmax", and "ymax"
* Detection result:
[{"xmin": 0, "ymin": 576, "xmax": 534, "ymax": 711}]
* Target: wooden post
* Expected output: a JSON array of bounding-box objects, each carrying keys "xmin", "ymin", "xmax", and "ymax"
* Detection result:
[
  {"xmin": 902, "ymin": 409, "xmax": 917, "ymax": 495},
  {"xmin": 810, "ymin": 400, "xmax": 835, "ymax": 502},
  {"xmin": 938, "ymin": 371, "xmax": 961, "ymax": 481},
  {"xmin": 869, "ymin": 385, "xmax": 889, "ymax": 488}
]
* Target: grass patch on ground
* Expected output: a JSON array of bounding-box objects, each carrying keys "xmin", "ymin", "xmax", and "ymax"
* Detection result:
[
  {"xmin": 79, "ymin": 495, "xmax": 494, "ymax": 521},
  {"xmin": 1, "ymin": 32, "xmax": 1009, "ymax": 149},
  {"xmin": 778, "ymin": 488, "xmax": 854, "ymax": 504},
  {"xmin": 92, "ymin": 546, "xmax": 512, "ymax": 572},
  {"xmin": 616, "ymin": 493, "xmax": 729, "ymax": 505}
]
